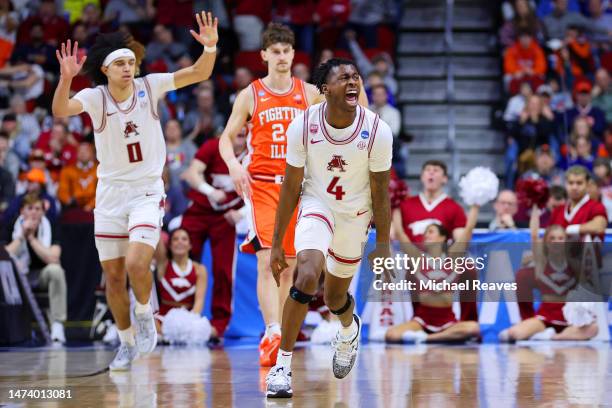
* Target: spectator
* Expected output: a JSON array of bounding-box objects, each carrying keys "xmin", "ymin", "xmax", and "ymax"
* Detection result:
[
  {"xmin": 597, "ymin": 125, "xmax": 612, "ymax": 158},
  {"xmin": 543, "ymin": 0, "xmax": 590, "ymax": 40},
  {"xmin": 4, "ymin": 192, "xmax": 66, "ymax": 344},
  {"xmin": 11, "ymin": 23, "xmax": 58, "ymax": 72},
  {"xmin": 521, "ymin": 144, "xmax": 565, "ymax": 186},
  {"xmin": 74, "ymin": 3, "xmax": 104, "ymax": 40},
  {"xmin": 0, "ymin": 133, "xmax": 14, "ymax": 214},
  {"xmin": 594, "ymin": 157, "xmax": 612, "ymax": 220},
  {"xmin": 164, "ymin": 119, "xmax": 197, "ymax": 222},
  {"xmin": 316, "ymin": 48, "xmax": 334, "ymax": 65},
  {"xmin": 365, "ymin": 71, "xmax": 396, "ymax": 106},
  {"xmin": 489, "ymin": 190, "xmax": 519, "ymax": 230},
  {"xmin": 35, "ymin": 122, "xmax": 78, "ymax": 181},
  {"xmin": 499, "ymin": 0, "xmax": 545, "ymax": 47},
  {"xmin": 62, "ymin": 0, "xmax": 102, "ymax": 23},
  {"xmin": 0, "ymin": 0, "xmax": 18, "ymax": 68},
  {"xmin": 546, "ymin": 77, "xmax": 574, "ymax": 113},
  {"xmin": 232, "ymin": 0, "xmax": 273, "ymax": 51},
  {"xmin": 18, "ymin": 149, "xmax": 55, "ymax": 196},
  {"xmin": 592, "ymin": 68, "xmax": 611, "ymax": 123},
  {"xmin": 183, "ymin": 88, "xmax": 226, "ymax": 144},
  {"xmin": 541, "ymin": 184, "xmax": 568, "ymax": 226},
  {"xmin": 57, "ymin": 141, "xmax": 97, "ymax": 212},
  {"xmin": 0, "ymin": 131, "xmax": 18, "ymax": 179},
  {"xmin": 4, "ymin": 168, "xmax": 58, "ymax": 225},
  {"xmin": 291, "ymin": 62, "xmax": 310, "ymax": 82},
  {"xmin": 347, "ymin": 0, "xmax": 397, "ymax": 48},
  {"xmin": 2, "ymin": 113, "xmax": 33, "ymax": 165},
  {"xmin": 559, "ymin": 134, "xmax": 595, "ymax": 171},
  {"xmin": 314, "ymin": 0, "xmax": 350, "ymax": 48},
  {"xmin": 504, "ymin": 81, "xmax": 533, "ymax": 125},
  {"xmin": 103, "ymin": 0, "xmax": 154, "ymax": 27},
  {"xmin": 9, "ymin": 94, "xmax": 41, "ymax": 151},
  {"xmin": 369, "ymin": 84, "xmax": 401, "ymax": 137},
  {"xmin": 0, "ymin": 63, "xmax": 45, "ymax": 107},
  {"xmin": 145, "ymin": 24, "xmax": 189, "ymax": 73},
  {"xmin": 503, "ymin": 31, "xmax": 547, "ymax": 95},
  {"xmin": 566, "ymin": 80, "xmax": 606, "ymax": 138},
  {"xmin": 345, "ymin": 29, "xmax": 398, "ymax": 95},
  {"xmin": 17, "ymin": 0, "xmax": 69, "ymax": 47},
  {"xmin": 587, "ymin": 0, "xmax": 612, "ymax": 49},
  {"xmin": 515, "ymin": 94, "xmax": 556, "ymax": 154},
  {"xmin": 562, "ymin": 25, "xmax": 595, "ymax": 79},
  {"xmin": 226, "ymin": 66, "xmax": 253, "ymax": 107},
  {"xmin": 275, "ymin": 0, "xmax": 316, "ymax": 54}
]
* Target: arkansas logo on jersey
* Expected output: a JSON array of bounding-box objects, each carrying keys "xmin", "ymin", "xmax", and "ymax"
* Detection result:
[
  {"xmin": 124, "ymin": 121, "xmax": 139, "ymax": 138},
  {"xmin": 327, "ymin": 155, "xmax": 347, "ymax": 172}
]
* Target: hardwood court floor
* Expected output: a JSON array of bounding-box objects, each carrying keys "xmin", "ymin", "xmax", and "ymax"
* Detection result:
[{"xmin": 0, "ymin": 342, "xmax": 610, "ymax": 407}]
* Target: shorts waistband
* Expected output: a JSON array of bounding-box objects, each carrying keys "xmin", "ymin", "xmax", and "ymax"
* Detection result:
[
  {"xmin": 251, "ymin": 173, "xmax": 284, "ymax": 184},
  {"xmin": 98, "ymin": 178, "xmax": 163, "ymax": 188}
]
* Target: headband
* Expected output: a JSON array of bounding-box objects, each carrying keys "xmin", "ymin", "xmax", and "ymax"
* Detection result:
[{"xmin": 102, "ymin": 48, "xmax": 136, "ymax": 67}]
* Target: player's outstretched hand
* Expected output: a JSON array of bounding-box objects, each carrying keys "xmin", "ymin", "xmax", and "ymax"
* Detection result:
[
  {"xmin": 190, "ymin": 11, "xmax": 218, "ymax": 48},
  {"xmin": 270, "ymin": 246, "xmax": 288, "ymax": 287},
  {"xmin": 228, "ymin": 161, "xmax": 253, "ymax": 200},
  {"xmin": 56, "ymin": 39, "xmax": 86, "ymax": 79}
]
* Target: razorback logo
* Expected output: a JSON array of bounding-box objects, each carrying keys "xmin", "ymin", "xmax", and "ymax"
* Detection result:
[
  {"xmin": 327, "ymin": 155, "xmax": 347, "ymax": 172},
  {"xmin": 124, "ymin": 121, "xmax": 139, "ymax": 138}
]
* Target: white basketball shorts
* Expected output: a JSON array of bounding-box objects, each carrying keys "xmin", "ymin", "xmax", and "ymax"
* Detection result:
[
  {"xmin": 294, "ymin": 195, "xmax": 371, "ymax": 278},
  {"xmin": 94, "ymin": 178, "xmax": 165, "ymax": 262}
]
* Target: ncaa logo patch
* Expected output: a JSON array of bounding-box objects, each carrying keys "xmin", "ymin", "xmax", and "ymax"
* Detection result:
[
  {"xmin": 357, "ymin": 140, "xmax": 367, "ymax": 150},
  {"xmin": 361, "ymin": 130, "xmax": 369, "ymax": 139},
  {"xmin": 138, "ymin": 90, "xmax": 145, "ymax": 98},
  {"xmin": 309, "ymin": 124, "xmax": 319, "ymax": 134},
  {"xmin": 258, "ymin": 91, "xmax": 265, "ymax": 97}
]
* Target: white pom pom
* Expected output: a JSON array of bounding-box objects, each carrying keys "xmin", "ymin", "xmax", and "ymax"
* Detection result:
[
  {"xmin": 459, "ymin": 167, "xmax": 499, "ymax": 206},
  {"xmin": 162, "ymin": 308, "xmax": 211, "ymax": 345},
  {"xmin": 562, "ymin": 302, "xmax": 597, "ymax": 327}
]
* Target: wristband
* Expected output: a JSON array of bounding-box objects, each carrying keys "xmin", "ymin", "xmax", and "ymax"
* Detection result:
[
  {"xmin": 565, "ymin": 224, "xmax": 580, "ymax": 235},
  {"xmin": 204, "ymin": 45, "xmax": 217, "ymax": 53},
  {"xmin": 197, "ymin": 181, "xmax": 215, "ymax": 196}
]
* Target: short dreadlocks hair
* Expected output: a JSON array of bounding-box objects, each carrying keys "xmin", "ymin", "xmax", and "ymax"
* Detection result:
[
  {"xmin": 83, "ymin": 31, "xmax": 145, "ymax": 85},
  {"xmin": 311, "ymin": 58, "xmax": 358, "ymax": 94}
]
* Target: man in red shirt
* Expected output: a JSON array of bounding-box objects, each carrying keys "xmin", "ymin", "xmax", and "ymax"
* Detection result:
[
  {"xmin": 181, "ymin": 130, "xmax": 247, "ymax": 340},
  {"xmin": 394, "ymin": 160, "xmax": 466, "ymax": 243}
]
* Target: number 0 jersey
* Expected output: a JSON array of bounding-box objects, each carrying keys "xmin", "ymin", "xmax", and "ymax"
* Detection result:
[
  {"xmin": 245, "ymin": 77, "xmax": 308, "ymax": 177},
  {"xmin": 286, "ymin": 102, "xmax": 393, "ymax": 215},
  {"xmin": 73, "ymin": 73, "xmax": 175, "ymax": 184}
]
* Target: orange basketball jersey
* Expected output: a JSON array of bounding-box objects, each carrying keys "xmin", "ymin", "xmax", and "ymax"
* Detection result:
[{"xmin": 246, "ymin": 78, "xmax": 308, "ymax": 176}]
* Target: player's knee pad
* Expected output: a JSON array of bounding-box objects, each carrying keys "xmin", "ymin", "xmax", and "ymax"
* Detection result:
[
  {"xmin": 330, "ymin": 293, "xmax": 353, "ymax": 316},
  {"xmin": 290, "ymin": 286, "xmax": 314, "ymax": 304}
]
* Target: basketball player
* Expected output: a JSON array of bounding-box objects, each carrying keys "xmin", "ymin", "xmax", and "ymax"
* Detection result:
[
  {"xmin": 52, "ymin": 12, "xmax": 219, "ymax": 370},
  {"xmin": 218, "ymin": 23, "xmax": 367, "ymax": 367},
  {"xmin": 501, "ymin": 165, "xmax": 606, "ymax": 341},
  {"xmin": 266, "ymin": 58, "xmax": 393, "ymax": 398},
  {"xmin": 385, "ymin": 206, "xmax": 481, "ymax": 343}
]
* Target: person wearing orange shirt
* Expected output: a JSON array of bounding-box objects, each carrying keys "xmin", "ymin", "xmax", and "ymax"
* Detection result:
[
  {"xmin": 504, "ymin": 31, "xmax": 547, "ymax": 95},
  {"xmin": 219, "ymin": 23, "xmax": 367, "ymax": 367},
  {"xmin": 57, "ymin": 141, "xmax": 97, "ymax": 213}
]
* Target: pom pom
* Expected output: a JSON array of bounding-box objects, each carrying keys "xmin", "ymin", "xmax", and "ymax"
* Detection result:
[
  {"xmin": 562, "ymin": 302, "xmax": 597, "ymax": 327},
  {"xmin": 162, "ymin": 308, "xmax": 211, "ymax": 346},
  {"xmin": 516, "ymin": 178, "xmax": 550, "ymax": 209},
  {"xmin": 459, "ymin": 167, "xmax": 499, "ymax": 206}
]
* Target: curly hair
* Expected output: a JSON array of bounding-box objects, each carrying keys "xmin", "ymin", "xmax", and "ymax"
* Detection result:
[
  {"xmin": 311, "ymin": 58, "xmax": 358, "ymax": 94},
  {"xmin": 83, "ymin": 31, "xmax": 145, "ymax": 85}
]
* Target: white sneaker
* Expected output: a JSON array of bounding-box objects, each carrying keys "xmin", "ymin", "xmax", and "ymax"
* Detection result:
[
  {"xmin": 401, "ymin": 330, "xmax": 427, "ymax": 344},
  {"xmin": 266, "ymin": 365, "xmax": 293, "ymax": 398},
  {"xmin": 103, "ymin": 323, "xmax": 119, "ymax": 345},
  {"xmin": 529, "ymin": 327, "xmax": 555, "ymax": 341},
  {"xmin": 51, "ymin": 321, "xmax": 66, "ymax": 344},
  {"xmin": 134, "ymin": 309, "xmax": 157, "ymax": 355},
  {"xmin": 109, "ymin": 343, "xmax": 138, "ymax": 371},
  {"xmin": 331, "ymin": 314, "xmax": 362, "ymax": 379}
]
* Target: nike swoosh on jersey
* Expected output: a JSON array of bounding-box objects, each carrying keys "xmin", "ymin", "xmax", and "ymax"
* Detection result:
[
  {"xmin": 261, "ymin": 97, "xmax": 271, "ymax": 102},
  {"xmin": 310, "ymin": 139, "xmax": 323, "ymax": 144},
  {"xmin": 106, "ymin": 112, "xmax": 117, "ymax": 117},
  {"xmin": 357, "ymin": 210, "xmax": 368, "ymax": 216},
  {"xmin": 145, "ymin": 193, "xmax": 155, "ymax": 197}
]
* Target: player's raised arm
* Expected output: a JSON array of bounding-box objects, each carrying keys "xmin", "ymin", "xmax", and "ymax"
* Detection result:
[
  {"xmin": 173, "ymin": 11, "xmax": 218, "ymax": 89},
  {"xmin": 219, "ymin": 86, "xmax": 253, "ymax": 198},
  {"xmin": 52, "ymin": 39, "xmax": 86, "ymax": 117}
]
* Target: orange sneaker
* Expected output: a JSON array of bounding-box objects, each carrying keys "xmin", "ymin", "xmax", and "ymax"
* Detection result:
[{"xmin": 259, "ymin": 334, "xmax": 281, "ymax": 367}]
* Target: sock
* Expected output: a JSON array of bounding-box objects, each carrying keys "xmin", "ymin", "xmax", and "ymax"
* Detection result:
[
  {"xmin": 265, "ymin": 322, "xmax": 281, "ymax": 338},
  {"xmin": 277, "ymin": 349, "xmax": 292, "ymax": 370},
  {"xmin": 340, "ymin": 319, "xmax": 357, "ymax": 338},
  {"xmin": 118, "ymin": 327, "xmax": 135, "ymax": 346},
  {"xmin": 134, "ymin": 300, "xmax": 151, "ymax": 315},
  {"xmin": 401, "ymin": 330, "xmax": 428, "ymax": 343}
]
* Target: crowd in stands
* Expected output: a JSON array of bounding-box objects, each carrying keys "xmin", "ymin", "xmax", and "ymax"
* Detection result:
[
  {"xmin": 0, "ymin": 0, "xmax": 403, "ymax": 344},
  {"xmin": 501, "ymin": 0, "xmax": 611, "ymax": 224}
]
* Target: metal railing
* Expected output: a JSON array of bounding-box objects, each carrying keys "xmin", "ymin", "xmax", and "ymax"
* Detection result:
[{"xmin": 445, "ymin": 0, "xmax": 459, "ymax": 190}]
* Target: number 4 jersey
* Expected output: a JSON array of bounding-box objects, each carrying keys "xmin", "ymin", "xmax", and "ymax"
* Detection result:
[
  {"xmin": 286, "ymin": 102, "xmax": 393, "ymax": 215},
  {"xmin": 73, "ymin": 73, "xmax": 175, "ymax": 183}
]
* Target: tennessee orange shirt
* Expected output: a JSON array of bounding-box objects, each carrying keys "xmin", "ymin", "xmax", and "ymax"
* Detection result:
[{"xmin": 247, "ymin": 77, "xmax": 307, "ymax": 176}]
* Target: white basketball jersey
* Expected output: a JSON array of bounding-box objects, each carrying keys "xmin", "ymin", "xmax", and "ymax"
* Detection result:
[
  {"xmin": 74, "ymin": 73, "xmax": 175, "ymax": 183},
  {"xmin": 286, "ymin": 102, "xmax": 393, "ymax": 215}
]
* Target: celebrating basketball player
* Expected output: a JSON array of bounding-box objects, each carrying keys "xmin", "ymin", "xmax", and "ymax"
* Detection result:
[
  {"xmin": 218, "ymin": 23, "xmax": 367, "ymax": 367},
  {"xmin": 266, "ymin": 58, "xmax": 393, "ymax": 398},
  {"xmin": 52, "ymin": 12, "xmax": 219, "ymax": 370}
]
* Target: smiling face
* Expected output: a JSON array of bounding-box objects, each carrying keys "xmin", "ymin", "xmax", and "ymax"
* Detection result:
[
  {"xmin": 101, "ymin": 56, "xmax": 136, "ymax": 86},
  {"xmin": 423, "ymin": 224, "xmax": 447, "ymax": 244},
  {"xmin": 170, "ymin": 229, "xmax": 191, "ymax": 258},
  {"xmin": 261, "ymin": 42, "xmax": 294, "ymax": 75},
  {"xmin": 322, "ymin": 63, "xmax": 361, "ymax": 111}
]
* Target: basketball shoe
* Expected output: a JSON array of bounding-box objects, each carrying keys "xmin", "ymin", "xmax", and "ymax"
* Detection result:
[
  {"xmin": 134, "ymin": 308, "xmax": 157, "ymax": 354},
  {"xmin": 331, "ymin": 314, "xmax": 361, "ymax": 379},
  {"xmin": 259, "ymin": 334, "xmax": 281, "ymax": 366},
  {"xmin": 109, "ymin": 343, "xmax": 138, "ymax": 371},
  {"xmin": 266, "ymin": 365, "xmax": 293, "ymax": 398}
]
